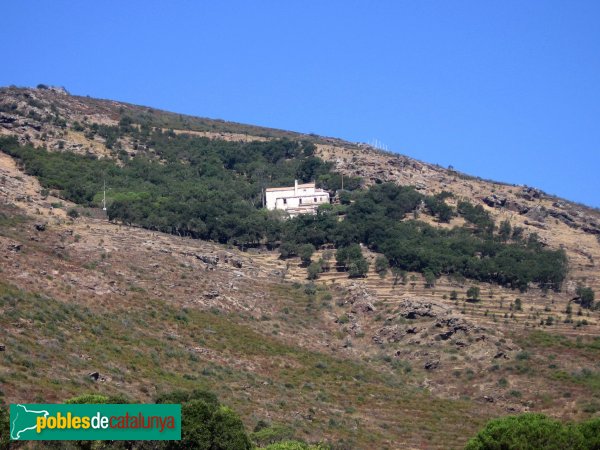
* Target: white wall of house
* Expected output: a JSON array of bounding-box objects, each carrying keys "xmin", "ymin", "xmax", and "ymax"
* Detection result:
[{"xmin": 265, "ymin": 180, "xmax": 330, "ymax": 216}]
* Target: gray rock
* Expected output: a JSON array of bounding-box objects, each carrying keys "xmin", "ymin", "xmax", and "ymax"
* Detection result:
[
  {"xmin": 483, "ymin": 194, "xmax": 507, "ymax": 208},
  {"xmin": 424, "ymin": 360, "xmax": 440, "ymax": 371},
  {"xmin": 88, "ymin": 371, "xmax": 100, "ymax": 381},
  {"xmin": 195, "ymin": 253, "xmax": 218, "ymax": 266}
]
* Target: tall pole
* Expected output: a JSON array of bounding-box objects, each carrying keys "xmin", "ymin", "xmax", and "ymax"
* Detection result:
[{"xmin": 102, "ymin": 179, "xmax": 107, "ymax": 211}]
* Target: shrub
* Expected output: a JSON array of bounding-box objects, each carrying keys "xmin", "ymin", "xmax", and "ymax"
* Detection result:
[
  {"xmin": 375, "ymin": 255, "xmax": 389, "ymax": 277},
  {"xmin": 298, "ymin": 244, "xmax": 315, "ymax": 266},
  {"xmin": 466, "ymin": 287, "xmax": 480, "ymax": 301},
  {"xmin": 577, "ymin": 286, "xmax": 595, "ymax": 309},
  {"xmin": 465, "ymin": 413, "xmax": 587, "ymax": 450},
  {"xmin": 307, "ymin": 261, "xmax": 322, "ymax": 280}
]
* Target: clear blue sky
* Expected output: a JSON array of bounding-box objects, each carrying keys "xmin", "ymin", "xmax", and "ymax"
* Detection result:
[{"xmin": 3, "ymin": 1, "xmax": 599, "ymax": 207}]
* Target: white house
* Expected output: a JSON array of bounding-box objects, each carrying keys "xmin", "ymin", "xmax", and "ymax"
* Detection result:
[{"xmin": 265, "ymin": 180, "xmax": 330, "ymax": 217}]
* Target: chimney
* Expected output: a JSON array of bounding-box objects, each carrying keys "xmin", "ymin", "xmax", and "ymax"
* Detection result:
[{"xmin": 294, "ymin": 179, "xmax": 298, "ymax": 195}]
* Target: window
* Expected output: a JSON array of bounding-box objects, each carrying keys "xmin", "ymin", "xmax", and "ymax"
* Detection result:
[
  {"xmin": 283, "ymin": 198, "xmax": 287, "ymax": 205},
  {"xmin": 314, "ymin": 197, "xmax": 317, "ymax": 202},
  {"xmin": 299, "ymin": 198, "xmax": 302, "ymax": 204}
]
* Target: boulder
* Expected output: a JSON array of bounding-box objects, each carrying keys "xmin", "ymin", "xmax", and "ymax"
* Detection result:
[
  {"xmin": 88, "ymin": 371, "xmax": 100, "ymax": 381},
  {"xmin": 424, "ymin": 360, "xmax": 440, "ymax": 371},
  {"xmin": 396, "ymin": 299, "xmax": 447, "ymax": 319},
  {"xmin": 482, "ymin": 194, "xmax": 507, "ymax": 208},
  {"xmin": 520, "ymin": 186, "xmax": 543, "ymax": 201},
  {"xmin": 195, "ymin": 253, "xmax": 218, "ymax": 266}
]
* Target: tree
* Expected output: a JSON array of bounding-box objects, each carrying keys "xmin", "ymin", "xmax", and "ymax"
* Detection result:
[
  {"xmin": 498, "ymin": 219, "xmax": 511, "ymax": 242},
  {"xmin": 450, "ymin": 290, "xmax": 458, "ymax": 301},
  {"xmin": 576, "ymin": 286, "xmax": 595, "ymax": 309},
  {"xmin": 298, "ymin": 244, "xmax": 315, "ymax": 266},
  {"xmin": 0, "ymin": 404, "xmax": 9, "ymax": 450},
  {"xmin": 375, "ymin": 256, "xmax": 389, "ymax": 278},
  {"xmin": 423, "ymin": 269, "xmax": 436, "ymax": 288},
  {"xmin": 465, "ymin": 413, "xmax": 586, "ymax": 450},
  {"xmin": 279, "ymin": 242, "xmax": 298, "ymax": 259},
  {"xmin": 466, "ymin": 286, "xmax": 480, "ymax": 301},
  {"xmin": 307, "ymin": 261, "xmax": 322, "ymax": 280},
  {"xmin": 160, "ymin": 390, "xmax": 251, "ymax": 450},
  {"xmin": 514, "ymin": 298, "xmax": 522, "ymax": 311},
  {"xmin": 348, "ymin": 258, "xmax": 369, "ymax": 278}
]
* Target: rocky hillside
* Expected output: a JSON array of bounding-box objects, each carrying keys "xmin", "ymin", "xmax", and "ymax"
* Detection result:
[{"xmin": 1, "ymin": 85, "xmax": 600, "ymax": 449}]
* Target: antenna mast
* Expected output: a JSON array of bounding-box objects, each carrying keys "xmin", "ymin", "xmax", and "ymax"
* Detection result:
[{"xmin": 102, "ymin": 179, "xmax": 107, "ymax": 211}]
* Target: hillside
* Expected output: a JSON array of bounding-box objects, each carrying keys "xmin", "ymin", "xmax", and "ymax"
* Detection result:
[{"xmin": 1, "ymin": 86, "xmax": 599, "ymax": 449}]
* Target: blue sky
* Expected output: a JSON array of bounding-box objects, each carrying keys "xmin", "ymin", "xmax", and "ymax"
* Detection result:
[{"xmin": 3, "ymin": 1, "xmax": 599, "ymax": 207}]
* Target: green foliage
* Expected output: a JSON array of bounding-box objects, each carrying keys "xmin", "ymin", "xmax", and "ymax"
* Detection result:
[
  {"xmin": 458, "ymin": 201, "xmax": 494, "ymax": 235},
  {"xmin": 423, "ymin": 269, "xmax": 436, "ymax": 288},
  {"xmin": 65, "ymin": 394, "xmax": 110, "ymax": 404},
  {"xmin": 464, "ymin": 413, "xmax": 597, "ymax": 450},
  {"xmin": 2, "ymin": 136, "xmax": 568, "ymax": 291},
  {"xmin": 375, "ymin": 255, "xmax": 389, "ymax": 277},
  {"xmin": 466, "ymin": 287, "xmax": 480, "ymax": 301},
  {"xmin": 261, "ymin": 441, "xmax": 329, "ymax": 450},
  {"xmin": 578, "ymin": 418, "xmax": 600, "ymax": 449},
  {"xmin": 67, "ymin": 207, "xmax": 80, "ymax": 218},
  {"xmin": 514, "ymin": 298, "xmax": 522, "ymax": 311},
  {"xmin": 348, "ymin": 258, "xmax": 369, "ymax": 278},
  {"xmin": 157, "ymin": 390, "xmax": 251, "ymax": 450},
  {"xmin": 424, "ymin": 193, "xmax": 455, "ymax": 223},
  {"xmin": 251, "ymin": 424, "xmax": 295, "ymax": 447},
  {"xmin": 577, "ymin": 286, "xmax": 595, "ymax": 309},
  {"xmin": 307, "ymin": 261, "xmax": 323, "ymax": 280},
  {"xmin": 498, "ymin": 219, "xmax": 512, "ymax": 242},
  {"xmin": 298, "ymin": 244, "xmax": 316, "ymax": 265},
  {"xmin": 0, "ymin": 404, "xmax": 9, "ymax": 450},
  {"xmin": 336, "ymin": 244, "xmax": 368, "ymax": 278}
]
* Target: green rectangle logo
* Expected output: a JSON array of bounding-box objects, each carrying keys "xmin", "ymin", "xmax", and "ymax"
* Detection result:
[{"xmin": 10, "ymin": 404, "xmax": 181, "ymax": 441}]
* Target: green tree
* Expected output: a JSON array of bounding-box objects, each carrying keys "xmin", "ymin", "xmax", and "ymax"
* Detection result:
[
  {"xmin": 298, "ymin": 244, "xmax": 316, "ymax": 266},
  {"xmin": 0, "ymin": 404, "xmax": 9, "ymax": 450},
  {"xmin": 578, "ymin": 417, "xmax": 600, "ymax": 450},
  {"xmin": 307, "ymin": 261, "xmax": 322, "ymax": 280},
  {"xmin": 348, "ymin": 258, "xmax": 369, "ymax": 278},
  {"xmin": 514, "ymin": 298, "xmax": 522, "ymax": 311},
  {"xmin": 375, "ymin": 255, "xmax": 389, "ymax": 278},
  {"xmin": 498, "ymin": 219, "xmax": 511, "ymax": 242},
  {"xmin": 466, "ymin": 286, "xmax": 480, "ymax": 301},
  {"xmin": 465, "ymin": 413, "xmax": 586, "ymax": 450},
  {"xmin": 423, "ymin": 269, "xmax": 436, "ymax": 288},
  {"xmin": 576, "ymin": 286, "xmax": 595, "ymax": 309}
]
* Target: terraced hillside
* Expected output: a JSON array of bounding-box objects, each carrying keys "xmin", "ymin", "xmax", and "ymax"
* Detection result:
[{"xmin": 1, "ymin": 86, "xmax": 599, "ymax": 449}]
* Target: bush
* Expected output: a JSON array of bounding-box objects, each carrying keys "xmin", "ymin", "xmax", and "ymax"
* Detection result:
[
  {"xmin": 466, "ymin": 287, "xmax": 480, "ymax": 301},
  {"xmin": 577, "ymin": 286, "xmax": 595, "ymax": 309},
  {"xmin": 375, "ymin": 255, "xmax": 389, "ymax": 278},
  {"xmin": 0, "ymin": 404, "xmax": 9, "ymax": 449},
  {"xmin": 298, "ymin": 244, "xmax": 315, "ymax": 266},
  {"xmin": 250, "ymin": 424, "xmax": 295, "ymax": 447},
  {"xmin": 261, "ymin": 441, "xmax": 329, "ymax": 450},
  {"xmin": 307, "ymin": 261, "xmax": 322, "ymax": 280},
  {"xmin": 465, "ymin": 413, "xmax": 586, "ymax": 450},
  {"xmin": 67, "ymin": 208, "xmax": 80, "ymax": 218},
  {"xmin": 423, "ymin": 269, "xmax": 436, "ymax": 288}
]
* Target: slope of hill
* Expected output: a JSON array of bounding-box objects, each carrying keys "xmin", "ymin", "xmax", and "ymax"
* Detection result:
[{"xmin": 1, "ymin": 85, "xmax": 599, "ymax": 449}]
